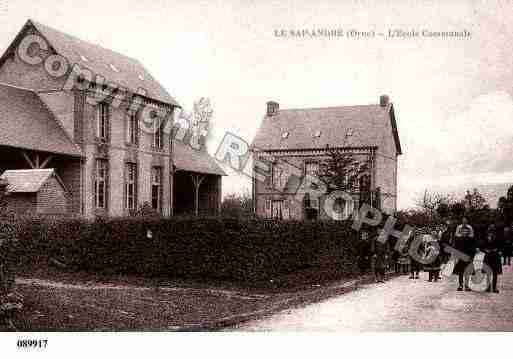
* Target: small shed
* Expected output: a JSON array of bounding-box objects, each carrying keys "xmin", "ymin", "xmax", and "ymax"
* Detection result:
[{"xmin": 0, "ymin": 168, "xmax": 70, "ymax": 216}]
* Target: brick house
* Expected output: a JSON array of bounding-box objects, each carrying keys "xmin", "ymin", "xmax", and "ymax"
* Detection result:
[
  {"xmin": 0, "ymin": 168, "xmax": 69, "ymax": 215},
  {"xmin": 251, "ymin": 96, "xmax": 402, "ymax": 220},
  {"xmin": 0, "ymin": 20, "xmax": 225, "ymax": 217}
]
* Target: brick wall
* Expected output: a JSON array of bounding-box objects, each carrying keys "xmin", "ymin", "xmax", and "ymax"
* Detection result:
[
  {"xmin": 54, "ymin": 158, "xmax": 82, "ymax": 214},
  {"xmin": 37, "ymin": 176, "xmax": 69, "ymax": 214},
  {"xmin": 3, "ymin": 193, "xmax": 37, "ymax": 215},
  {"xmin": 374, "ymin": 109, "xmax": 399, "ymax": 214}
]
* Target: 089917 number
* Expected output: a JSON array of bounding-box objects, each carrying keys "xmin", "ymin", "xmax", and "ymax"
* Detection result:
[{"xmin": 17, "ymin": 339, "xmax": 48, "ymax": 349}]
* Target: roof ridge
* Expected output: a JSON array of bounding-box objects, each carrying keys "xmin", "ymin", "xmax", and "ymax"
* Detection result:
[
  {"xmin": 3, "ymin": 168, "xmax": 54, "ymax": 173},
  {"xmin": 29, "ymin": 19, "xmax": 141, "ymax": 64},
  {"xmin": 1, "ymin": 168, "xmax": 55, "ymax": 193},
  {"xmin": 35, "ymin": 88, "xmax": 68, "ymax": 94},
  {"xmin": 280, "ymin": 104, "xmax": 387, "ymax": 112},
  {"xmin": 0, "ymin": 81, "xmax": 38, "ymax": 93}
]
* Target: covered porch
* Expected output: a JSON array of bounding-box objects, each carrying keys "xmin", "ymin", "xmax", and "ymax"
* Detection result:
[
  {"xmin": 0, "ymin": 145, "xmax": 83, "ymax": 215},
  {"xmin": 172, "ymin": 141, "xmax": 226, "ymax": 216},
  {"xmin": 173, "ymin": 171, "xmax": 221, "ymax": 216}
]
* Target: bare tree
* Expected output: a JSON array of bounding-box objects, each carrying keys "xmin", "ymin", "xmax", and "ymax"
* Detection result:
[
  {"xmin": 190, "ymin": 97, "xmax": 213, "ymax": 151},
  {"xmin": 463, "ymin": 188, "xmax": 488, "ymax": 211},
  {"xmin": 415, "ymin": 189, "xmax": 455, "ymax": 220}
]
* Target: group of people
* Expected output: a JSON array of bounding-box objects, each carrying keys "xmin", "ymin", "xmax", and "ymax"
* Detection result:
[
  {"xmin": 440, "ymin": 217, "xmax": 512, "ymax": 293},
  {"xmin": 357, "ymin": 217, "xmax": 513, "ymax": 292}
]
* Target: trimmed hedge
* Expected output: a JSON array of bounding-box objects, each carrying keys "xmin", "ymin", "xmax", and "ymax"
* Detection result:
[
  {"xmin": 6, "ymin": 216, "xmax": 359, "ymax": 283},
  {"xmin": 0, "ymin": 221, "xmax": 17, "ymax": 296}
]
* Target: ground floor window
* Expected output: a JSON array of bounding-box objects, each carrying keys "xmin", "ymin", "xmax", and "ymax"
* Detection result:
[
  {"xmin": 264, "ymin": 199, "xmax": 272, "ymax": 218},
  {"xmin": 151, "ymin": 166, "xmax": 162, "ymax": 211},
  {"xmin": 303, "ymin": 192, "xmax": 319, "ymax": 220},
  {"xmin": 272, "ymin": 200, "xmax": 283, "ymax": 219},
  {"xmin": 125, "ymin": 162, "xmax": 138, "ymax": 210},
  {"xmin": 94, "ymin": 159, "xmax": 108, "ymax": 209}
]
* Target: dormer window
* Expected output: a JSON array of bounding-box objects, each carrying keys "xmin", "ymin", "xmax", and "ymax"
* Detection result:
[
  {"xmin": 266, "ymin": 101, "xmax": 279, "ymax": 116},
  {"xmin": 314, "ymin": 130, "xmax": 321, "ymax": 138},
  {"xmin": 138, "ymin": 74, "xmax": 144, "ymax": 81},
  {"xmin": 281, "ymin": 131, "xmax": 289, "ymax": 139}
]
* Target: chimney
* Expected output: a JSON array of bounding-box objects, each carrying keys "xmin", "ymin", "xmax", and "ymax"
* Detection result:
[
  {"xmin": 266, "ymin": 101, "xmax": 279, "ymax": 116},
  {"xmin": 379, "ymin": 94, "xmax": 390, "ymax": 107}
]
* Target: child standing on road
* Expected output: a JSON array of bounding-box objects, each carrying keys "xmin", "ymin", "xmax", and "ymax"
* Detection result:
[
  {"xmin": 453, "ymin": 217, "xmax": 476, "ymax": 291},
  {"xmin": 357, "ymin": 232, "xmax": 372, "ymax": 274},
  {"xmin": 479, "ymin": 226, "xmax": 502, "ymax": 293},
  {"xmin": 398, "ymin": 254, "xmax": 410, "ymax": 274},
  {"xmin": 372, "ymin": 241, "xmax": 387, "ymax": 283},
  {"xmin": 409, "ymin": 233, "xmax": 423, "ymax": 279}
]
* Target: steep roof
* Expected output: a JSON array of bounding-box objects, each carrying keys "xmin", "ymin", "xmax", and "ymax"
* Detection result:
[
  {"xmin": 173, "ymin": 141, "xmax": 226, "ymax": 176},
  {"xmin": 0, "ymin": 83, "xmax": 82, "ymax": 156},
  {"xmin": 0, "ymin": 168, "xmax": 58, "ymax": 193},
  {"xmin": 252, "ymin": 103, "xmax": 402, "ymax": 154},
  {"xmin": 14, "ymin": 20, "xmax": 179, "ymax": 107},
  {"xmin": 37, "ymin": 91, "xmax": 75, "ymax": 140}
]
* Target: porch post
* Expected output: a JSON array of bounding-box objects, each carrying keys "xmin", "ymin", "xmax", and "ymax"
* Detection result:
[{"xmin": 191, "ymin": 173, "xmax": 205, "ymax": 216}]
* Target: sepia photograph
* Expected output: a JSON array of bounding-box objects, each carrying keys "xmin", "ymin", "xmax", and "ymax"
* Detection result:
[{"xmin": 0, "ymin": 0, "xmax": 512, "ymax": 356}]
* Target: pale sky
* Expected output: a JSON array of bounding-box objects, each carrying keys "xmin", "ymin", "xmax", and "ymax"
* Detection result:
[{"xmin": 1, "ymin": 0, "xmax": 513, "ymax": 209}]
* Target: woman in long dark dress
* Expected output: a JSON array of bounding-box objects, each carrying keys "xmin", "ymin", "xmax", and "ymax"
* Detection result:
[
  {"xmin": 357, "ymin": 233, "xmax": 372, "ymax": 274},
  {"xmin": 453, "ymin": 217, "xmax": 476, "ymax": 291},
  {"xmin": 479, "ymin": 226, "xmax": 502, "ymax": 293},
  {"xmin": 439, "ymin": 220, "xmax": 455, "ymax": 265},
  {"xmin": 409, "ymin": 234, "xmax": 423, "ymax": 279}
]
